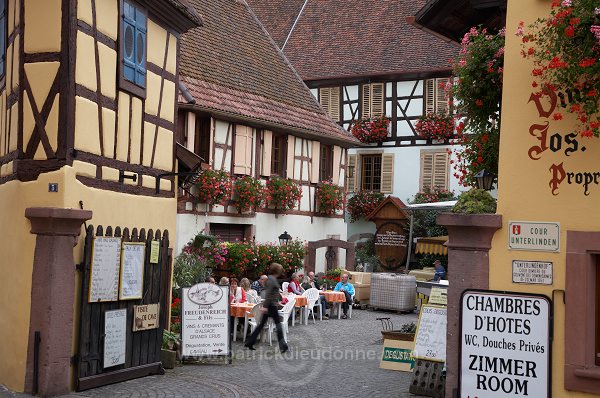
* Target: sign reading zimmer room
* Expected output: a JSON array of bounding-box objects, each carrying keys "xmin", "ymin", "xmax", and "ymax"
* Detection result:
[{"xmin": 508, "ymin": 221, "xmax": 560, "ymax": 252}]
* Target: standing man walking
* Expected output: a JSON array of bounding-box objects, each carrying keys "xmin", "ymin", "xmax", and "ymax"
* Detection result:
[{"xmin": 245, "ymin": 263, "xmax": 289, "ymax": 352}]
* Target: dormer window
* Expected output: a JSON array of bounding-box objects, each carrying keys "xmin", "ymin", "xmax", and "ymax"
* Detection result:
[{"xmin": 120, "ymin": 0, "xmax": 147, "ymax": 97}]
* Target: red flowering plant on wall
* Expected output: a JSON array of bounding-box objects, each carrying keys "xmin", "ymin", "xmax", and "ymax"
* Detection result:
[
  {"xmin": 233, "ymin": 176, "xmax": 264, "ymax": 213},
  {"xmin": 351, "ymin": 115, "xmax": 390, "ymax": 144},
  {"xmin": 346, "ymin": 190, "xmax": 385, "ymax": 222},
  {"xmin": 224, "ymin": 240, "xmax": 258, "ymax": 276},
  {"xmin": 519, "ymin": 0, "xmax": 600, "ymax": 137},
  {"xmin": 415, "ymin": 112, "xmax": 455, "ymax": 140},
  {"xmin": 265, "ymin": 176, "xmax": 302, "ymax": 213},
  {"xmin": 317, "ymin": 180, "xmax": 344, "ymax": 215},
  {"xmin": 447, "ymin": 26, "xmax": 505, "ymax": 186},
  {"xmin": 193, "ymin": 169, "xmax": 232, "ymax": 205}
]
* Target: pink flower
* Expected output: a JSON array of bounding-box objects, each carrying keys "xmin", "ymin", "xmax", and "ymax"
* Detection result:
[{"xmin": 561, "ymin": 0, "xmax": 571, "ymax": 6}]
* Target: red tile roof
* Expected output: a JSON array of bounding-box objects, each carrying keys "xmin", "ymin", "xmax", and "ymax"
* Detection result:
[
  {"xmin": 179, "ymin": 0, "xmax": 357, "ymax": 146},
  {"xmin": 246, "ymin": 0, "xmax": 459, "ymax": 82}
]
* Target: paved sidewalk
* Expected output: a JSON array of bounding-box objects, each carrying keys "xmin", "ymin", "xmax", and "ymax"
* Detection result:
[{"xmin": 2, "ymin": 308, "xmax": 425, "ymax": 398}]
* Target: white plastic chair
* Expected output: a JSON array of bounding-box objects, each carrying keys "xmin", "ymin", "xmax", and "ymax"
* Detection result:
[
  {"xmin": 302, "ymin": 288, "xmax": 321, "ymax": 323},
  {"xmin": 281, "ymin": 281, "xmax": 289, "ymax": 293},
  {"xmin": 243, "ymin": 303, "xmax": 264, "ymax": 343},
  {"xmin": 246, "ymin": 289, "xmax": 261, "ymax": 304},
  {"xmin": 268, "ymin": 295, "xmax": 296, "ymax": 345}
]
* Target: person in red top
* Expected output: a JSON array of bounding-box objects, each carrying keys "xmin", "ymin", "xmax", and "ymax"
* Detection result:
[
  {"xmin": 230, "ymin": 277, "xmax": 247, "ymax": 303},
  {"xmin": 287, "ymin": 273, "xmax": 303, "ymax": 294}
]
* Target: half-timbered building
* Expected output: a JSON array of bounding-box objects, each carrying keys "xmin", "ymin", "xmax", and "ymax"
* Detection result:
[
  {"xmin": 247, "ymin": 0, "xmax": 466, "ymax": 237},
  {"xmin": 0, "ymin": 0, "xmax": 200, "ymax": 394},
  {"xmin": 176, "ymin": 0, "xmax": 358, "ymax": 257}
]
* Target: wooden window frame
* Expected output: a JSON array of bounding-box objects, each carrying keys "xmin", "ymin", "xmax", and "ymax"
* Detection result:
[
  {"xmin": 564, "ymin": 231, "xmax": 600, "ymax": 394},
  {"xmin": 319, "ymin": 144, "xmax": 333, "ymax": 182},
  {"xmin": 118, "ymin": 0, "xmax": 147, "ymax": 99},
  {"xmin": 0, "ymin": 0, "xmax": 6, "ymax": 88},
  {"xmin": 194, "ymin": 115, "xmax": 210, "ymax": 164},
  {"xmin": 271, "ymin": 133, "xmax": 287, "ymax": 177},
  {"xmin": 361, "ymin": 154, "xmax": 382, "ymax": 191}
]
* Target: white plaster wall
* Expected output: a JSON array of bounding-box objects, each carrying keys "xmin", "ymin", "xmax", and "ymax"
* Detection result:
[{"xmin": 176, "ymin": 212, "xmax": 348, "ymax": 272}]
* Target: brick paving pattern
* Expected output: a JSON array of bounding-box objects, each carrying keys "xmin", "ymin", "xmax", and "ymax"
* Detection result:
[{"xmin": 1, "ymin": 308, "xmax": 427, "ymax": 398}]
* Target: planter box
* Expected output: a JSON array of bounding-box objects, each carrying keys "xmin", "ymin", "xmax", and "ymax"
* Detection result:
[{"xmin": 160, "ymin": 349, "xmax": 177, "ymax": 369}]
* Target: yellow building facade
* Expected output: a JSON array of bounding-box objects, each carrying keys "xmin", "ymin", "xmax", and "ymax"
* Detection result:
[
  {"xmin": 0, "ymin": 0, "xmax": 200, "ymax": 392},
  {"xmin": 489, "ymin": 1, "xmax": 599, "ymax": 396}
]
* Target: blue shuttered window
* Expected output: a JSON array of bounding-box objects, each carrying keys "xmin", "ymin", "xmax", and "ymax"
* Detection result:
[{"xmin": 122, "ymin": 0, "xmax": 146, "ymax": 88}]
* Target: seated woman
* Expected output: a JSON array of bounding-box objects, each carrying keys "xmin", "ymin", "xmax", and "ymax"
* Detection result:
[
  {"xmin": 229, "ymin": 277, "xmax": 246, "ymax": 303},
  {"xmin": 287, "ymin": 273, "xmax": 303, "ymax": 295},
  {"xmin": 240, "ymin": 277, "xmax": 260, "ymax": 304}
]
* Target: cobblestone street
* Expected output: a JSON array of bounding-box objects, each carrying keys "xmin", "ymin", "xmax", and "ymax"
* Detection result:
[{"xmin": 2, "ymin": 309, "xmax": 424, "ymax": 398}]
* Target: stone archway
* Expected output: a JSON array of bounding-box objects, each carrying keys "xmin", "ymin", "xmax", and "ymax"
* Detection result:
[{"xmin": 306, "ymin": 238, "xmax": 355, "ymax": 274}]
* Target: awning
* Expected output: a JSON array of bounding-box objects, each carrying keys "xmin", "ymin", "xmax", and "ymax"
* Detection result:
[
  {"xmin": 175, "ymin": 143, "xmax": 210, "ymax": 189},
  {"xmin": 415, "ymin": 236, "xmax": 448, "ymax": 255}
]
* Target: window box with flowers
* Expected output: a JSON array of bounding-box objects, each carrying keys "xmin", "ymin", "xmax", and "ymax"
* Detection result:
[
  {"xmin": 233, "ymin": 176, "xmax": 264, "ymax": 213},
  {"xmin": 317, "ymin": 180, "xmax": 344, "ymax": 215},
  {"xmin": 520, "ymin": 0, "xmax": 599, "ymax": 137},
  {"xmin": 265, "ymin": 176, "xmax": 302, "ymax": 213},
  {"xmin": 193, "ymin": 169, "xmax": 232, "ymax": 205},
  {"xmin": 351, "ymin": 115, "xmax": 391, "ymax": 144},
  {"xmin": 415, "ymin": 112, "xmax": 456, "ymax": 141},
  {"xmin": 347, "ymin": 190, "xmax": 385, "ymax": 222}
]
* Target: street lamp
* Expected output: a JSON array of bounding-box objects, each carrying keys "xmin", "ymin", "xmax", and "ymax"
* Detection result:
[
  {"xmin": 278, "ymin": 231, "xmax": 292, "ymax": 245},
  {"xmin": 474, "ymin": 169, "xmax": 496, "ymax": 191}
]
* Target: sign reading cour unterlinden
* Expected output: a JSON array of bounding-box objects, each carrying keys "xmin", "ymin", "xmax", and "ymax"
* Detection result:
[
  {"xmin": 460, "ymin": 290, "xmax": 551, "ymax": 397},
  {"xmin": 508, "ymin": 221, "xmax": 560, "ymax": 252}
]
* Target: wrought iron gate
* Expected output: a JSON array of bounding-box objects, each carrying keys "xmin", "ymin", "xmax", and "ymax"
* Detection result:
[{"xmin": 76, "ymin": 225, "xmax": 171, "ymax": 391}]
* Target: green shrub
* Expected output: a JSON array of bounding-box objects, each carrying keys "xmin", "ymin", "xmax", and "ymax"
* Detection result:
[{"xmin": 452, "ymin": 189, "xmax": 496, "ymax": 214}]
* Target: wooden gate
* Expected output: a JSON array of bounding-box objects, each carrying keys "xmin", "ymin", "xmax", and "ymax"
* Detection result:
[{"xmin": 76, "ymin": 225, "xmax": 171, "ymax": 391}]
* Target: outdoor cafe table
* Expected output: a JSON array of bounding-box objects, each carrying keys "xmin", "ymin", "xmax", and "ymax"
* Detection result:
[
  {"xmin": 230, "ymin": 302, "xmax": 255, "ymax": 341},
  {"xmin": 290, "ymin": 294, "xmax": 307, "ymax": 326},
  {"xmin": 320, "ymin": 290, "xmax": 347, "ymax": 319}
]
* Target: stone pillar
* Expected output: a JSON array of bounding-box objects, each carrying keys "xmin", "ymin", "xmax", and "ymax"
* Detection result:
[
  {"xmin": 24, "ymin": 207, "xmax": 92, "ymax": 396},
  {"xmin": 437, "ymin": 213, "xmax": 502, "ymax": 398}
]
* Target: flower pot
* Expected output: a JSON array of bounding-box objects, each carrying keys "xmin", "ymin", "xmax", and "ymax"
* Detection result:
[
  {"xmin": 381, "ymin": 331, "xmax": 415, "ymax": 342},
  {"xmin": 160, "ymin": 348, "xmax": 177, "ymax": 369}
]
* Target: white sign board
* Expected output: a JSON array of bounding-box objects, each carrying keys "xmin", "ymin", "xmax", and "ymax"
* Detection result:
[
  {"xmin": 512, "ymin": 260, "xmax": 553, "ymax": 285},
  {"xmin": 104, "ymin": 309, "xmax": 127, "ymax": 368},
  {"xmin": 412, "ymin": 305, "xmax": 446, "ymax": 362},
  {"xmin": 461, "ymin": 290, "xmax": 551, "ymax": 397},
  {"xmin": 508, "ymin": 221, "xmax": 560, "ymax": 252},
  {"xmin": 181, "ymin": 283, "xmax": 229, "ymax": 357},
  {"xmin": 89, "ymin": 237, "xmax": 122, "ymax": 302},
  {"xmin": 119, "ymin": 242, "xmax": 145, "ymax": 300}
]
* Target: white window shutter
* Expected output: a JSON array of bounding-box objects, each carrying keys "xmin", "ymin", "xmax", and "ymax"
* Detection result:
[
  {"xmin": 311, "ymin": 141, "xmax": 320, "ymax": 183},
  {"xmin": 420, "ymin": 152, "xmax": 434, "ymax": 190},
  {"xmin": 380, "ymin": 153, "xmax": 394, "ymax": 193},
  {"xmin": 432, "ymin": 152, "xmax": 449, "ymax": 189},
  {"xmin": 361, "ymin": 84, "xmax": 371, "ymax": 118},
  {"xmin": 346, "ymin": 154, "xmax": 357, "ymax": 193},
  {"xmin": 286, "ymin": 135, "xmax": 295, "ymax": 178},
  {"xmin": 332, "ymin": 146, "xmax": 342, "ymax": 185},
  {"xmin": 320, "ymin": 87, "xmax": 340, "ymax": 122},
  {"xmin": 435, "ymin": 78, "xmax": 451, "ymax": 115},
  {"xmin": 233, "ymin": 125, "xmax": 252, "ymax": 175},
  {"xmin": 371, "ymin": 83, "xmax": 384, "ymax": 117},
  {"xmin": 425, "ymin": 79, "xmax": 435, "ymax": 115},
  {"xmin": 261, "ymin": 130, "xmax": 272, "ymax": 176}
]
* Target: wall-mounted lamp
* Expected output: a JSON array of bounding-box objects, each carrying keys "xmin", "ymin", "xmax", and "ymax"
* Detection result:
[
  {"xmin": 278, "ymin": 231, "xmax": 292, "ymax": 246},
  {"xmin": 474, "ymin": 169, "xmax": 496, "ymax": 191},
  {"xmin": 347, "ymin": 165, "xmax": 355, "ymax": 178},
  {"xmin": 119, "ymin": 170, "xmax": 138, "ymax": 184}
]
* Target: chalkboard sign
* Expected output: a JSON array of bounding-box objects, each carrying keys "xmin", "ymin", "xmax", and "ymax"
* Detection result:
[
  {"xmin": 412, "ymin": 305, "xmax": 447, "ymax": 362},
  {"xmin": 119, "ymin": 242, "xmax": 145, "ymax": 300},
  {"xmin": 181, "ymin": 283, "xmax": 230, "ymax": 358},
  {"xmin": 104, "ymin": 309, "xmax": 127, "ymax": 368},
  {"xmin": 89, "ymin": 237, "xmax": 122, "ymax": 302}
]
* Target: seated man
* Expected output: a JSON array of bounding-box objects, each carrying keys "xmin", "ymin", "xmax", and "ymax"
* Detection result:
[
  {"xmin": 333, "ymin": 273, "xmax": 355, "ymax": 319},
  {"xmin": 432, "ymin": 260, "xmax": 446, "ymax": 282},
  {"xmin": 251, "ymin": 275, "xmax": 267, "ymax": 295}
]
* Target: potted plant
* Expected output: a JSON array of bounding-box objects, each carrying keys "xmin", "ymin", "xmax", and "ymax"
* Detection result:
[
  {"xmin": 233, "ymin": 176, "xmax": 264, "ymax": 213},
  {"xmin": 415, "ymin": 112, "xmax": 455, "ymax": 140},
  {"xmin": 520, "ymin": 0, "xmax": 599, "ymax": 137},
  {"xmin": 265, "ymin": 176, "xmax": 302, "ymax": 213},
  {"xmin": 193, "ymin": 169, "xmax": 232, "ymax": 205},
  {"xmin": 316, "ymin": 180, "xmax": 344, "ymax": 215},
  {"xmin": 381, "ymin": 322, "xmax": 417, "ymax": 341},
  {"xmin": 347, "ymin": 190, "xmax": 385, "ymax": 222},
  {"xmin": 351, "ymin": 115, "xmax": 391, "ymax": 144},
  {"xmin": 161, "ymin": 330, "xmax": 179, "ymax": 369}
]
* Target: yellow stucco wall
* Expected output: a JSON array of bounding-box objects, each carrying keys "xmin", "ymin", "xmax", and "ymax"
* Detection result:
[
  {"xmin": 24, "ymin": 0, "xmax": 61, "ymax": 53},
  {"xmin": 489, "ymin": 1, "xmax": 600, "ymax": 397},
  {"xmin": 0, "ymin": 166, "xmax": 177, "ymax": 392}
]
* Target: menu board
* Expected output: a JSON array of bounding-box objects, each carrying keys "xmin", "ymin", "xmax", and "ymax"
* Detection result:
[
  {"xmin": 119, "ymin": 242, "xmax": 145, "ymax": 300},
  {"xmin": 412, "ymin": 305, "xmax": 447, "ymax": 362},
  {"xmin": 89, "ymin": 237, "xmax": 122, "ymax": 302},
  {"xmin": 181, "ymin": 283, "xmax": 230, "ymax": 358},
  {"xmin": 103, "ymin": 309, "xmax": 127, "ymax": 368}
]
